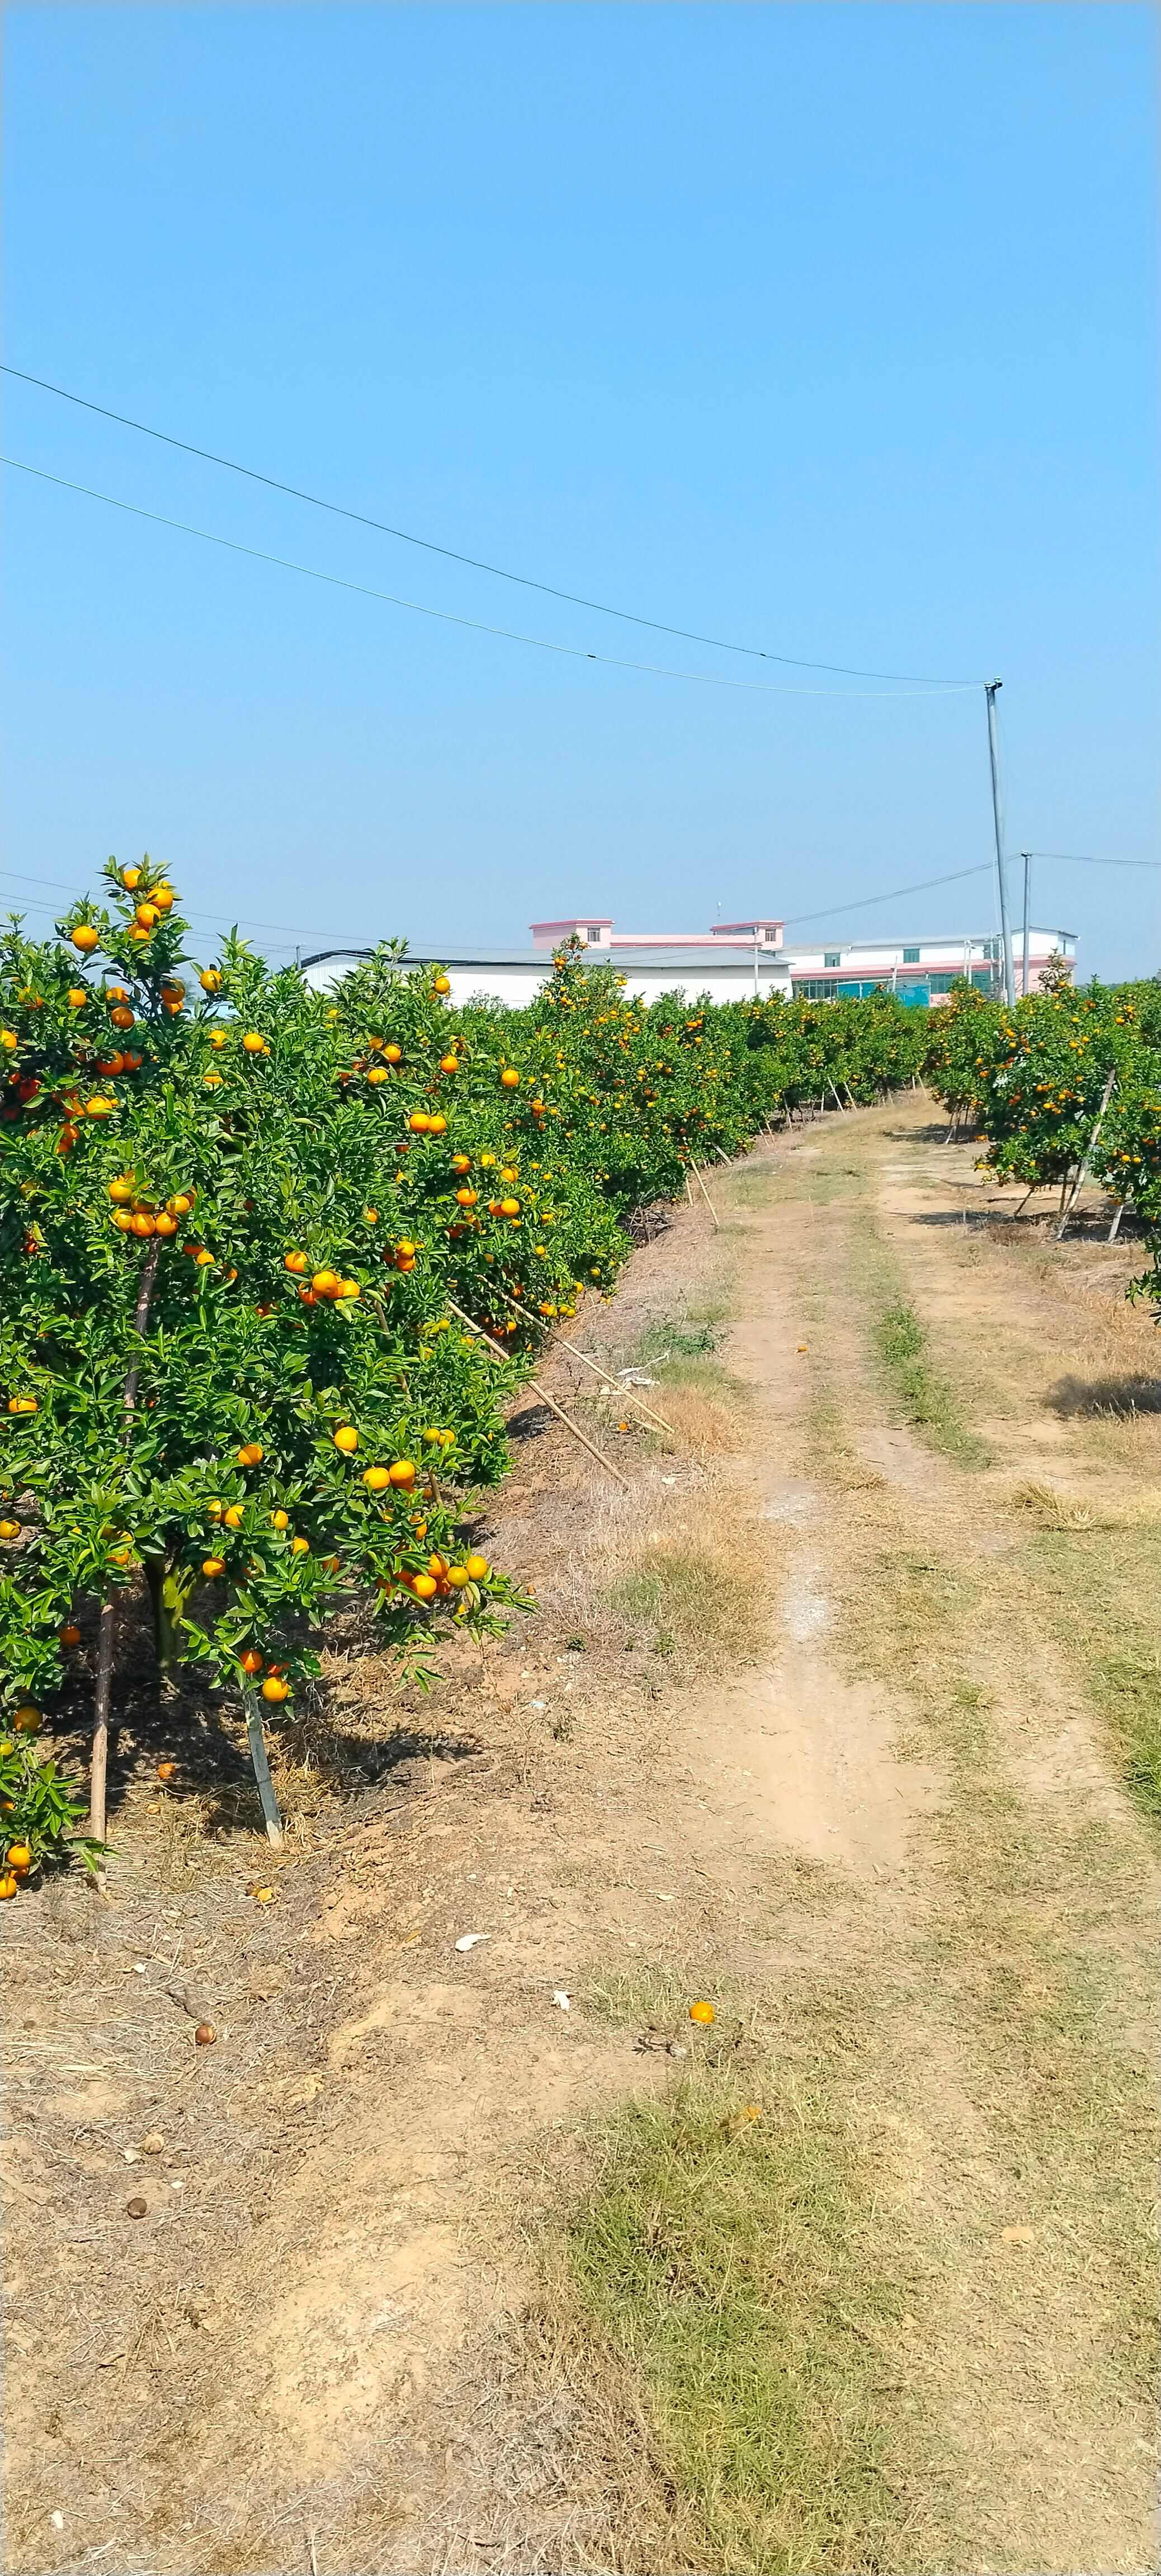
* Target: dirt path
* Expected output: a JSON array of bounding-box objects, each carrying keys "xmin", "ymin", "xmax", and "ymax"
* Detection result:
[{"xmin": 4, "ymin": 1100, "xmax": 1157, "ymax": 2574}]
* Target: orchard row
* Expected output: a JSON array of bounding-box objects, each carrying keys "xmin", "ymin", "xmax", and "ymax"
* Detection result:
[{"xmin": 0, "ymin": 861, "xmax": 1076, "ymax": 1873}]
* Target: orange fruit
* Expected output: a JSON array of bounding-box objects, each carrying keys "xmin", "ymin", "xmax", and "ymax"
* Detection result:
[
  {"xmin": 464, "ymin": 1553, "xmax": 489, "ymax": 1581},
  {"xmin": 156, "ymin": 1762, "xmax": 177, "ymax": 1782},
  {"xmin": 0, "ymin": 1874, "xmax": 18, "ymax": 1901},
  {"xmin": 201, "ymin": 1556, "xmax": 226, "ymax": 1578},
  {"xmin": 364, "ymin": 1207, "xmax": 379, "ymax": 1223},
  {"xmin": 70, "ymin": 924, "xmax": 100, "ymax": 953},
  {"xmin": 451, "ymin": 1154, "xmax": 471, "ymax": 1173},
  {"xmin": 131, "ymin": 1211, "xmax": 157, "ymax": 1237},
  {"xmin": 241, "ymin": 1031, "xmax": 266, "ymax": 1054},
  {"xmin": 6, "ymin": 1844, "xmax": 31, "ymax": 1871},
  {"xmin": 200, "ymin": 968, "xmax": 223, "ymax": 993},
  {"xmin": 290, "ymin": 1535, "xmax": 310, "ymax": 1555},
  {"xmin": 455, "ymin": 1187, "xmax": 478, "ymax": 1207},
  {"xmin": 8, "ymin": 1396, "xmax": 37, "ymax": 1415},
  {"xmin": 500, "ymin": 1197, "xmax": 520, "ymax": 1216},
  {"xmin": 152, "ymin": 887, "xmax": 174, "ymax": 913},
  {"xmin": 408, "ymin": 1112, "xmax": 431, "ymax": 1134},
  {"xmin": 110, "ymin": 1005, "xmax": 135, "ymax": 1030},
  {"xmin": 446, "ymin": 1565, "xmax": 470, "ymax": 1587},
  {"xmin": 13, "ymin": 1706, "xmax": 40, "ymax": 1731},
  {"xmin": 433, "ymin": 974, "xmax": 451, "ymax": 995},
  {"xmin": 210, "ymin": 1029, "xmax": 228, "ymax": 1050},
  {"xmin": 500, "ymin": 1067, "xmax": 520, "ymax": 1088},
  {"xmin": 311, "ymin": 1270, "xmax": 341, "ymax": 1298},
  {"xmin": 121, "ymin": 866, "xmax": 143, "ymax": 889},
  {"xmin": 688, "ymin": 2000, "xmax": 715, "ymax": 2026},
  {"xmin": 135, "ymin": 902, "xmax": 159, "ymax": 929},
  {"xmin": 336, "ymin": 1279, "xmax": 360, "ymax": 1300},
  {"xmin": 388, "ymin": 1459, "xmax": 416, "ymax": 1488},
  {"xmin": 154, "ymin": 1212, "xmax": 178, "ymax": 1237},
  {"xmin": 363, "ymin": 1466, "xmax": 391, "ymax": 1491},
  {"xmin": 367, "ymin": 1067, "xmax": 389, "ymax": 1086},
  {"xmin": 67, "ymin": 987, "xmax": 88, "ymax": 1008},
  {"xmin": 428, "ymin": 1112, "xmax": 447, "ymax": 1135},
  {"xmin": 333, "ymin": 1426, "xmax": 359, "ymax": 1453},
  {"xmin": 284, "ymin": 1250, "xmax": 309, "ymax": 1273},
  {"xmin": 237, "ymin": 1442, "xmax": 263, "ymax": 1467},
  {"xmin": 395, "ymin": 1239, "xmax": 417, "ymax": 1261},
  {"xmin": 239, "ymin": 1650, "xmax": 263, "ymax": 1675},
  {"xmin": 60, "ymin": 1623, "xmax": 82, "ymax": 1647},
  {"xmin": 223, "ymin": 1505, "xmax": 244, "ymax": 1530},
  {"xmin": 270, "ymin": 1509, "xmax": 290, "ymax": 1530},
  {"xmin": 412, "ymin": 1573, "xmax": 438, "ymax": 1600},
  {"xmin": 261, "ymin": 1675, "xmax": 290, "ymax": 1704},
  {"xmin": 108, "ymin": 1176, "xmax": 136, "ymax": 1205},
  {"xmin": 383, "ymin": 1043, "xmax": 403, "ymax": 1063},
  {"xmin": 439, "ymin": 1054, "xmax": 458, "ymax": 1074},
  {"xmin": 0, "ymin": 1521, "xmax": 20, "ymax": 1541}
]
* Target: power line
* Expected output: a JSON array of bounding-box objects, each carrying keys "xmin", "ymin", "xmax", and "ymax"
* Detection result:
[
  {"xmin": 2, "ymin": 360, "xmax": 974, "ymax": 689},
  {"xmin": 0, "ymin": 867, "xmax": 354, "ymax": 946},
  {"xmin": 782, "ymin": 863, "xmax": 992, "ymax": 929},
  {"xmin": 3, "ymin": 453, "xmax": 983, "ymax": 704},
  {"xmin": 1022, "ymin": 849, "xmax": 1160, "ymax": 869}
]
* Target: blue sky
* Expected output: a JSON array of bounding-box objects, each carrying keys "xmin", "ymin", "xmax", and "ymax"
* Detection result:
[{"xmin": 4, "ymin": 3, "xmax": 1157, "ymax": 977}]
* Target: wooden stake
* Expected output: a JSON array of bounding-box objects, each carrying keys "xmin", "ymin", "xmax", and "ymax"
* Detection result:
[
  {"xmin": 493, "ymin": 1290, "xmax": 677, "ymax": 1438},
  {"xmin": 446, "ymin": 1301, "xmax": 630, "ymax": 1489},
  {"xmin": 1058, "ymin": 1069, "xmax": 1116, "ymax": 1240},
  {"xmin": 687, "ymin": 1159, "xmax": 720, "ymax": 1230},
  {"xmin": 1108, "ymin": 1201, "xmax": 1125, "ymax": 1243}
]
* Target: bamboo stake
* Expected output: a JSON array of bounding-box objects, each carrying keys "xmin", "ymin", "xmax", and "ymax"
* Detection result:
[
  {"xmin": 1058, "ymin": 1070, "xmax": 1116, "ymax": 1240},
  {"xmin": 246, "ymin": 1702, "xmax": 284, "ymax": 1848},
  {"xmin": 446, "ymin": 1300, "xmax": 630, "ymax": 1489},
  {"xmin": 687, "ymin": 1158, "xmax": 720, "ymax": 1230},
  {"xmin": 493, "ymin": 1289, "xmax": 677, "ymax": 1438}
]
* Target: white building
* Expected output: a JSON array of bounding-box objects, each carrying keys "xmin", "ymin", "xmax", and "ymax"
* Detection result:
[{"xmin": 300, "ymin": 912, "xmax": 1075, "ymax": 1011}]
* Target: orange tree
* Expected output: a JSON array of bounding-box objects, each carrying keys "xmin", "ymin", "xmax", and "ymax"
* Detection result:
[
  {"xmin": 937, "ymin": 984, "xmax": 1138, "ymax": 1206},
  {"xmin": 0, "ymin": 861, "xmax": 531, "ymax": 1865}
]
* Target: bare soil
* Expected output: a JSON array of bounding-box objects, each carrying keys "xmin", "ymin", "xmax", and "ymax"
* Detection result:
[{"xmin": 3, "ymin": 1100, "xmax": 1157, "ymax": 2575}]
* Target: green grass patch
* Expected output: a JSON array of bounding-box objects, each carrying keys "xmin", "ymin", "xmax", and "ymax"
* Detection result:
[
  {"xmin": 872, "ymin": 1297, "xmax": 988, "ymax": 1466},
  {"xmin": 566, "ymin": 2058, "xmax": 919, "ymax": 2574}
]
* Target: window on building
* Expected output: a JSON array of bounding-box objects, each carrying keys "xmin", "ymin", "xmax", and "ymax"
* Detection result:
[
  {"xmin": 971, "ymin": 967, "xmax": 995, "ymax": 989},
  {"xmin": 824, "ymin": 950, "xmax": 841, "ymax": 969},
  {"xmin": 587, "ymin": 926, "xmax": 603, "ymax": 940},
  {"xmin": 903, "ymin": 946, "xmax": 919, "ymax": 965},
  {"xmin": 795, "ymin": 978, "xmax": 836, "ymax": 1001},
  {"xmin": 928, "ymin": 973, "xmax": 959, "ymax": 995}
]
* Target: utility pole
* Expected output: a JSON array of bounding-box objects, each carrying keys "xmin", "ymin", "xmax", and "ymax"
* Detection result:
[
  {"xmin": 984, "ymin": 680, "xmax": 1016, "ymax": 1006},
  {"xmin": 1020, "ymin": 853, "xmax": 1031, "ymax": 1000}
]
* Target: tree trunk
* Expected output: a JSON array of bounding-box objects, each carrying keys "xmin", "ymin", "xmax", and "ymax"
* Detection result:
[
  {"xmin": 88, "ymin": 1597, "xmax": 117, "ymax": 1843},
  {"xmin": 89, "ymin": 1240, "xmax": 163, "ymax": 1846},
  {"xmin": 143, "ymin": 1554, "xmax": 182, "ymax": 1673}
]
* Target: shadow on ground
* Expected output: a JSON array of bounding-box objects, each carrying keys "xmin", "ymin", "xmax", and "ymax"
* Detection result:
[{"xmin": 1045, "ymin": 1373, "xmax": 1161, "ymax": 1419}]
